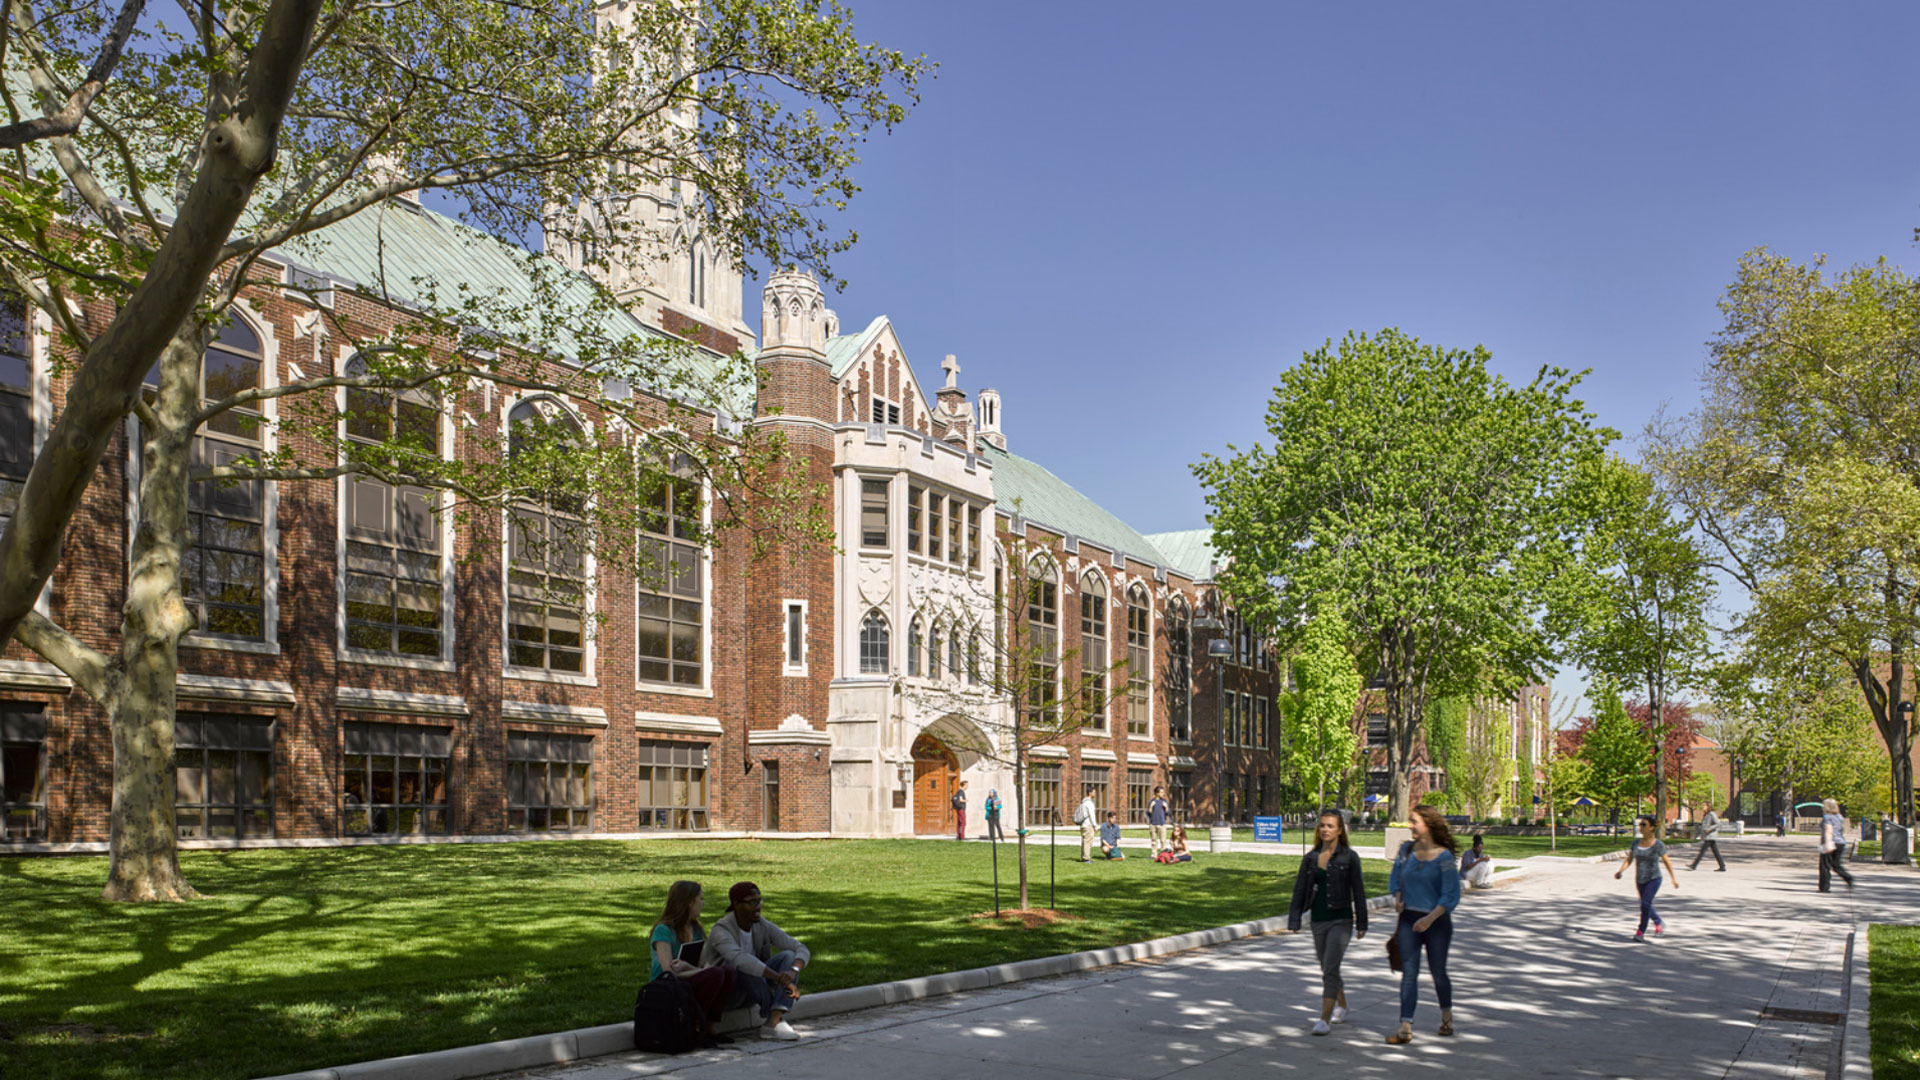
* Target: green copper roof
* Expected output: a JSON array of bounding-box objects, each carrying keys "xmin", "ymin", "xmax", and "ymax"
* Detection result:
[
  {"xmin": 1143, "ymin": 529, "xmax": 1216, "ymax": 582},
  {"xmin": 824, "ymin": 315, "xmax": 890, "ymax": 378},
  {"xmin": 981, "ymin": 444, "xmax": 1175, "ymax": 572}
]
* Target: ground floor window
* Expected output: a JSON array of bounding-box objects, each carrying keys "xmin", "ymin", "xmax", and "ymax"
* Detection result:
[
  {"xmin": 1126, "ymin": 768, "xmax": 1154, "ymax": 824},
  {"xmin": 343, "ymin": 722, "xmax": 451, "ymax": 836},
  {"xmin": 637, "ymin": 740, "xmax": 708, "ymax": 830},
  {"xmin": 763, "ymin": 761, "xmax": 781, "ymax": 831},
  {"xmin": 1257, "ymin": 773, "xmax": 1270, "ymax": 816},
  {"xmin": 1223, "ymin": 771, "xmax": 1239, "ymax": 821},
  {"xmin": 1241, "ymin": 773, "xmax": 1255, "ymax": 823},
  {"xmin": 1, "ymin": 705, "xmax": 46, "ymax": 840},
  {"xmin": 1080, "ymin": 764, "xmax": 1110, "ymax": 814},
  {"xmin": 1026, "ymin": 762, "xmax": 1061, "ymax": 826},
  {"xmin": 175, "ymin": 713, "xmax": 274, "ymax": 839},
  {"xmin": 1168, "ymin": 771, "xmax": 1192, "ymax": 823},
  {"xmin": 506, "ymin": 731, "xmax": 593, "ymax": 832}
]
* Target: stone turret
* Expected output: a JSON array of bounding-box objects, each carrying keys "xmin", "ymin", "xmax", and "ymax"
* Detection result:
[
  {"xmin": 977, "ymin": 387, "xmax": 1004, "ymax": 451},
  {"xmin": 756, "ymin": 269, "xmax": 836, "ymax": 422},
  {"xmin": 936, "ymin": 354, "xmax": 974, "ymax": 452}
]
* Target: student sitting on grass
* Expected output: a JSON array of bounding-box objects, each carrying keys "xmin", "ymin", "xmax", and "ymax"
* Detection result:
[{"xmin": 1099, "ymin": 811, "xmax": 1126, "ymax": 859}]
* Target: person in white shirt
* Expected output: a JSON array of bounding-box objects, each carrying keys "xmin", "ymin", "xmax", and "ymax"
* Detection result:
[
  {"xmin": 1073, "ymin": 793, "xmax": 1098, "ymax": 863},
  {"xmin": 703, "ymin": 881, "xmax": 812, "ymax": 1041}
]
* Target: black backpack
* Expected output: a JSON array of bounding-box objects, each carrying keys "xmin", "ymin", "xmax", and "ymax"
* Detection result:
[{"xmin": 633, "ymin": 973, "xmax": 706, "ymax": 1054}]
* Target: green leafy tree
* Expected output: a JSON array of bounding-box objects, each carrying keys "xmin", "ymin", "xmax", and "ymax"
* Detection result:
[
  {"xmin": 1579, "ymin": 686, "xmax": 1656, "ymax": 826},
  {"xmin": 1682, "ymin": 773, "xmax": 1725, "ymax": 819},
  {"xmin": 1449, "ymin": 702, "xmax": 1514, "ymax": 821},
  {"xmin": 1195, "ymin": 328, "xmax": 1612, "ymax": 821},
  {"xmin": 1515, "ymin": 701, "xmax": 1537, "ymax": 822},
  {"xmin": 1279, "ymin": 604, "xmax": 1362, "ymax": 813},
  {"xmin": 1650, "ymin": 251, "xmax": 1920, "ymax": 825},
  {"xmin": 1712, "ymin": 658, "xmax": 1889, "ymax": 816},
  {"xmin": 1547, "ymin": 456, "xmax": 1714, "ymax": 826},
  {"xmin": 0, "ymin": 0, "xmax": 925, "ymax": 900},
  {"xmin": 1423, "ymin": 695, "xmax": 1467, "ymax": 812}
]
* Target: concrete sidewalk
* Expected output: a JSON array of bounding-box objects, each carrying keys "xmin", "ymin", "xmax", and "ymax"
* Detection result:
[{"xmin": 493, "ymin": 838, "xmax": 1917, "ymax": 1080}]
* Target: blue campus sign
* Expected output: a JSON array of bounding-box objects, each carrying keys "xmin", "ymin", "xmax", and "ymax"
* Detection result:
[{"xmin": 1253, "ymin": 816, "xmax": 1282, "ymax": 842}]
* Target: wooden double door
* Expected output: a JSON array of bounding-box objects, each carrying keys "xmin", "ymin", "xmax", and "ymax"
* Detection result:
[{"xmin": 912, "ymin": 733, "xmax": 957, "ymax": 836}]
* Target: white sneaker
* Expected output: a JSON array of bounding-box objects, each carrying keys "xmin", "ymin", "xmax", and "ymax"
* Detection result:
[
  {"xmin": 760, "ymin": 1020, "xmax": 801, "ymax": 1041},
  {"xmin": 1331, "ymin": 1006, "xmax": 1348, "ymax": 1024},
  {"xmin": 1310, "ymin": 1020, "xmax": 1331, "ymax": 1036}
]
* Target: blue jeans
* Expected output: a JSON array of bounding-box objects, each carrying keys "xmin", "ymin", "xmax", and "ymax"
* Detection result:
[
  {"xmin": 728, "ymin": 950, "xmax": 800, "ymax": 1021},
  {"xmin": 1637, "ymin": 876, "xmax": 1663, "ymax": 933},
  {"xmin": 1397, "ymin": 910, "xmax": 1453, "ymax": 1023}
]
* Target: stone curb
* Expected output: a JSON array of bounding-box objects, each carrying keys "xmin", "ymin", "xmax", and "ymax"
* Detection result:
[
  {"xmin": 1841, "ymin": 922, "xmax": 1872, "ymax": 1080},
  {"xmin": 255, "ymin": 895, "xmax": 1407, "ymax": 1080}
]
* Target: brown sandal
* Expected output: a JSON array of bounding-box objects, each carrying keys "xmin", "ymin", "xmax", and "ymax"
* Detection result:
[
  {"xmin": 1438, "ymin": 1019, "xmax": 1455, "ymax": 1037},
  {"xmin": 1385, "ymin": 1029, "xmax": 1414, "ymax": 1045}
]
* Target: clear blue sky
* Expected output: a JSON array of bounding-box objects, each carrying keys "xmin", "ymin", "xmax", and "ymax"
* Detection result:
[{"xmin": 737, "ymin": 2, "xmax": 1920, "ymax": 713}]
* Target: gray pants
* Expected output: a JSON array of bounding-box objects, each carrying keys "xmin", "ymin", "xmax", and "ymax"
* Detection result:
[{"xmin": 1311, "ymin": 919, "xmax": 1353, "ymax": 1000}]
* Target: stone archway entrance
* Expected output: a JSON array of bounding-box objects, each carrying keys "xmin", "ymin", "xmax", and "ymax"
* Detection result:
[{"xmin": 912, "ymin": 732, "xmax": 958, "ymax": 836}]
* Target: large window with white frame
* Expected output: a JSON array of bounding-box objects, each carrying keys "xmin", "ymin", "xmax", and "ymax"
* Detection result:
[
  {"xmin": 0, "ymin": 299, "xmax": 32, "ymax": 534},
  {"xmin": 860, "ymin": 477, "xmax": 889, "ymax": 548},
  {"xmin": 343, "ymin": 353, "xmax": 444, "ymax": 659},
  {"xmin": 174, "ymin": 713, "xmax": 274, "ymax": 839},
  {"xmin": 175, "ymin": 317, "xmax": 270, "ymax": 641},
  {"xmin": 637, "ymin": 739, "xmax": 708, "ymax": 830},
  {"xmin": 506, "ymin": 398, "xmax": 587, "ymax": 676},
  {"xmin": 1166, "ymin": 596, "xmax": 1191, "ymax": 741},
  {"xmin": 859, "ymin": 610, "xmax": 890, "ymax": 674},
  {"xmin": 1080, "ymin": 573, "xmax": 1107, "ymax": 731},
  {"xmin": 1126, "ymin": 584, "xmax": 1151, "ymax": 737},
  {"xmin": 1027, "ymin": 558, "xmax": 1059, "ymax": 725},
  {"xmin": 636, "ymin": 457, "xmax": 704, "ymax": 688},
  {"xmin": 341, "ymin": 722, "xmax": 451, "ymax": 835}
]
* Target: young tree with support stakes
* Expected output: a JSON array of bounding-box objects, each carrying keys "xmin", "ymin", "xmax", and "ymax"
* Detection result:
[
  {"xmin": 901, "ymin": 529, "xmax": 1129, "ymax": 913},
  {"xmin": 1650, "ymin": 251, "xmax": 1920, "ymax": 826},
  {"xmin": 0, "ymin": 0, "xmax": 925, "ymax": 900},
  {"xmin": 1195, "ymin": 328, "xmax": 1612, "ymax": 823}
]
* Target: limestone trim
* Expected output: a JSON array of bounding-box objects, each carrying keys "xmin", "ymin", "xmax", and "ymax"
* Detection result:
[
  {"xmin": 634, "ymin": 711, "xmax": 724, "ymax": 736},
  {"xmin": 0, "ymin": 659, "xmax": 71, "ymax": 692},
  {"xmin": 1029, "ymin": 745, "xmax": 1068, "ymax": 759},
  {"xmin": 178, "ymin": 673, "xmax": 297, "ymax": 707},
  {"xmin": 337, "ymin": 686, "xmax": 469, "ymax": 717},
  {"xmin": 1081, "ymin": 748, "xmax": 1118, "ymax": 763},
  {"xmin": 1169, "ymin": 755, "xmax": 1198, "ymax": 769},
  {"xmin": 501, "ymin": 701, "xmax": 610, "ymax": 728}
]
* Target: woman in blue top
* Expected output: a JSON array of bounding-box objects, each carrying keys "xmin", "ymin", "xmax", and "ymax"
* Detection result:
[
  {"xmin": 1385, "ymin": 804, "xmax": 1462, "ymax": 1045},
  {"xmin": 1615, "ymin": 815, "xmax": 1679, "ymax": 939},
  {"xmin": 648, "ymin": 880, "xmax": 737, "ymax": 1047}
]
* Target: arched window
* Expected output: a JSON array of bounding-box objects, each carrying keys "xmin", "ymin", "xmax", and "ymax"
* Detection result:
[
  {"xmin": 1127, "ymin": 583, "xmax": 1152, "ymax": 737},
  {"xmin": 968, "ymin": 626, "xmax": 981, "ymax": 686},
  {"xmin": 506, "ymin": 398, "xmax": 587, "ymax": 674},
  {"xmin": 637, "ymin": 454, "xmax": 704, "ymax": 687},
  {"xmin": 1080, "ymin": 572, "xmax": 1108, "ymax": 732},
  {"xmin": 0, "ymin": 298, "xmax": 32, "ymax": 533},
  {"xmin": 1026, "ymin": 557, "xmax": 1059, "ymax": 725},
  {"xmin": 188, "ymin": 317, "xmax": 268, "ymax": 640},
  {"xmin": 928, "ymin": 618, "xmax": 943, "ymax": 680},
  {"xmin": 948, "ymin": 622, "xmax": 963, "ymax": 681},
  {"xmin": 1165, "ymin": 595, "xmax": 1191, "ymax": 742},
  {"xmin": 343, "ymin": 351, "xmax": 444, "ymax": 657},
  {"xmin": 907, "ymin": 615, "xmax": 923, "ymax": 678},
  {"xmin": 859, "ymin": 610, "xmax": 890, "ymax": 675}
]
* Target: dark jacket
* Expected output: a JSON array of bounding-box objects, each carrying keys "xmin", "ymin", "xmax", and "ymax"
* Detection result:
[{"xmin": 1287, "ymin": 846, "xmax": 1369, "ymax": 934}]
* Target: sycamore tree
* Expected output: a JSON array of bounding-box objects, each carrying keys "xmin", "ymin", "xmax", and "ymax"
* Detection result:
[
  {"xmin": 1195, "ymin": 328, "xmax": 1611, "ymax": 822},
  {"xmin": 0, "ymin": 0, "xmax": 924, "ymax": 900},
  {"xmin": 1547, "ymin": 455, "xmax": 1714, "ymax": 827},
  {"xmin": 1578, "ymin": 686, "xmax": 1655, "ymax": 827},
  {"xmin": 903, "ymin": 531, "xmax": 1128, "ymax": 913},
  {"xmin": 1649, "ymin": 251, "xmax": 1920, "ymax": 825},
  {"xmin": 1278, "ymin": 602, "xmax": 1360, "ymax": 814}
]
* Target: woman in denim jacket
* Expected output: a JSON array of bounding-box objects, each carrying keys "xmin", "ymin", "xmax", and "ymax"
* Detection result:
[{"xmin": 1385, "ymin": 804, "xmax": 1461, "ymax": 1045}]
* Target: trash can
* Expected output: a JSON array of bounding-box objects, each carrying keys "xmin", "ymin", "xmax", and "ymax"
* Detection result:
[
  {"xmin": 1884, "ymin": 823, "xmax": 1912, "ymax": 864},
  {"xmin": 1862, "ymin": 819, "xmax": 1877, "ymax": 843}
]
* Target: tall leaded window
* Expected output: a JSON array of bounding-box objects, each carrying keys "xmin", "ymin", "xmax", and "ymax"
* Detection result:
[
  {"xmin": 1240, "ymin": 691, "xmax": 1253, "ymax": 745},
  {"xmin": 967, "ymin": 506, "xmax": 981, "ymax": 570},
  {"xmin": 341, "ymin": 722, "xmax": 451, "ymax": 835},
  {"xmin": 947, "ymin": 498, "xmax": 962, "ymax": 566},
  {"xmin": 859, "ymin": 610, "xmax": 890, "ymax": 674},
  {"xmin": 636, "ymin": 739, "xmax": 708, "ymax": 830},
  {"xmin": 907, "ymin": 484, "xmax": 923, "ymax": 553},
  {"xmin": 183, "ymin": 318, "xmax": 269, "ymax": 639},
  {"xmin": 174, "ymin": 713, "xmax": 274, "ymax": 839},
  {"xmin": 1168, "ymin": 770, "xmax": 1191, "ymax": 822},
  {"xmin": 637, "ymin": 458, "xmax": 703, "ymax": 687},
  {"xmin": 927, "ymin": 491, "xmax": 944, "ymax": 560},
  {"xmin": 507, "ymin": 399, "xmax": 587, "ymax": 675},
  {"xmin": 506, "ymin": 731, "xmax": 593, "ymax": 831},
  {"xmin": 1027, "ymin": 559, "xmax": 1059, "ymax": 725},
  {"xmin": 1026, "ymin": 763, "xmax": 1060, "ymax": 826},
  {"xmin": 1166, "ymin": 596, "xmax": 1191, "ymax": 741},
  {"xmin": 1127, "ymin": 768, "xmax": 1153, "ymax": 824},
  {"xmin": 1, "ymin": 705, "xmax": 47, "ymax": 840},
  {"xmin": 860, "ymin": 478, "xmax": 889, "ymax": 548},
  {"xmin": 907, "ymin": 615, "xmax": 923, "ymax": 677},
  {"xmin": 0, "ymin": 300, "xmax": 31, "ymax": 534},
  {"xmin": 1126, "ymin": 584, "xmax": 1151, "ymax": 737},
  {"xmin": 1224, "ymin": 693, "xmax": 1238, "ymax": 747},
  {"xmin": 344, "ymin": 354, "xmax": 443, "ymax": 658},
  {"xmin": 1256, "ymin": 696, "xmax": 1270, "ymax": 749},
  {"xmin": 1080, "ymin": 574, "xmax": 1107, "ymax": 731}
]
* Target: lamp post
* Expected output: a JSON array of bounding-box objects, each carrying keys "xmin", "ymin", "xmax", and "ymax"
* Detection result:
[{"xmin": 1193, "ymin": 592, "xmax": 1228, "ymax": 852}]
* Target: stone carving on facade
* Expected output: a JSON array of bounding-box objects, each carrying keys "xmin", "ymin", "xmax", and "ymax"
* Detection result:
[{"xmin": 856, "ymin": 557, "xmax": 892, "ymax": 608}]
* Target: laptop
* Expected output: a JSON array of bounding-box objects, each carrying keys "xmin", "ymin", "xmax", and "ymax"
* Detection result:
[{"xmin": 678, "ymin": 939, "xmax": 704, "ymax": 966}]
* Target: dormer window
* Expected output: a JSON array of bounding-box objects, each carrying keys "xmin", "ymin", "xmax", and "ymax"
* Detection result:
[{"xmin": 870, "ymin": 397, "xmax": 899, "ymax": 425}]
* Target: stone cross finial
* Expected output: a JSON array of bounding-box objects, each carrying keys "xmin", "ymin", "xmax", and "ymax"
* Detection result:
[{"xmin": 942, "ymin": 353, "xmax": 960, "ymax": 390}]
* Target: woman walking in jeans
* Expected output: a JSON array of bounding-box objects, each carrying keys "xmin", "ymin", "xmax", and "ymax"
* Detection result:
[
  {"xmin": 1615, "ymin": 815, "xmax": 1679, "ymax": 940},
  {"xmin": 1287, "ymin": 810, "xmax": 1369, "ymax": 1035},
  {"xmin": 1386, "ymin": 804, "xmax": 1461, "ymax": 1045}
]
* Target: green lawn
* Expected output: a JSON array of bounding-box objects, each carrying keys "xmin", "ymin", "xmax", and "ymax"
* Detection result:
[
  {"xmin": 1871, "ymin": 924, "xmax": 1920, "ymax": 1079},
  {"xmin": 0, "ymin": 840, "xmax": 1391, "ymax": 1080}
]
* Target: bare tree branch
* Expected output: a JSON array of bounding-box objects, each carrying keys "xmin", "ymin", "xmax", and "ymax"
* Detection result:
[{"xmin": 0, "ymin": 0, "xmax": 146, "ymax": 149}]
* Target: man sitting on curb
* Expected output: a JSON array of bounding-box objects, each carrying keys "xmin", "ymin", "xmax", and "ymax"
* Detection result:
[
  {"xmin": 1099, "ymin": 811, "xmax": 1126, "ymax": 860},
  {"xmin": 704, "ymin": 881, "xmax": 811, "ymax": 1041}
]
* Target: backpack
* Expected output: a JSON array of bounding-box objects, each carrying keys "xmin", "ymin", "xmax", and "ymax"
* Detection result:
[
  {"xmin": 632, "ymin": 972, "xmax": 706, "ymax": 1054},
  {"xmin": 951, "ymin": 791, "xmax": 964, "ymax": 810}
]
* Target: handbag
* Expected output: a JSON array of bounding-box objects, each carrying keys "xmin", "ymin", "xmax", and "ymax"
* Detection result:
[{"xmin": 1385, "ymin": 931, "xmax": 1402, "ymax": 973}]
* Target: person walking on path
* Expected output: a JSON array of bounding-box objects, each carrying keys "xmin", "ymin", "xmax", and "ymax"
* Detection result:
[
  {"xmin": 1819, "ymin": 798, "xmax": 1855, "ymax": 892},
  {"xmin": 983, "ymin": 788, "xmax": 1005, "ymax": 842},
  {"xmin": 1615, "ymin": 815, "xmax": 1679, "ymax": 940},
  {"xmin": 1288, "ymin": 810, "xmax": 1369, "ymax": 1036},
  {"xmin": 1074, "ymin": 791, "xmax": 1098, "ymax": 862},
  {"xmin": 1385, "ymin": 804, "xmax": 1461, "ymax": 1045},
  {"xmin": 1147, "ymin": 786, "xmax": 1171, "ymax": 852},
  {"xmin": 952, "ymin": 780, "xmax": 968, "ymax": 841},
  {"xmin": 1776, "ymin": 811, "xmax": 1787, "ymax": 838},
  {"xmin": 1689, "ymin": 807, "xmax": 1727, "ymax": 871}
]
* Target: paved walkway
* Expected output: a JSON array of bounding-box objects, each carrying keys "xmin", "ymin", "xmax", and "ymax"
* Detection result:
[{"xmin": 499, "ymin": 839, "xmax": 1918, "ymax": 1080}]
